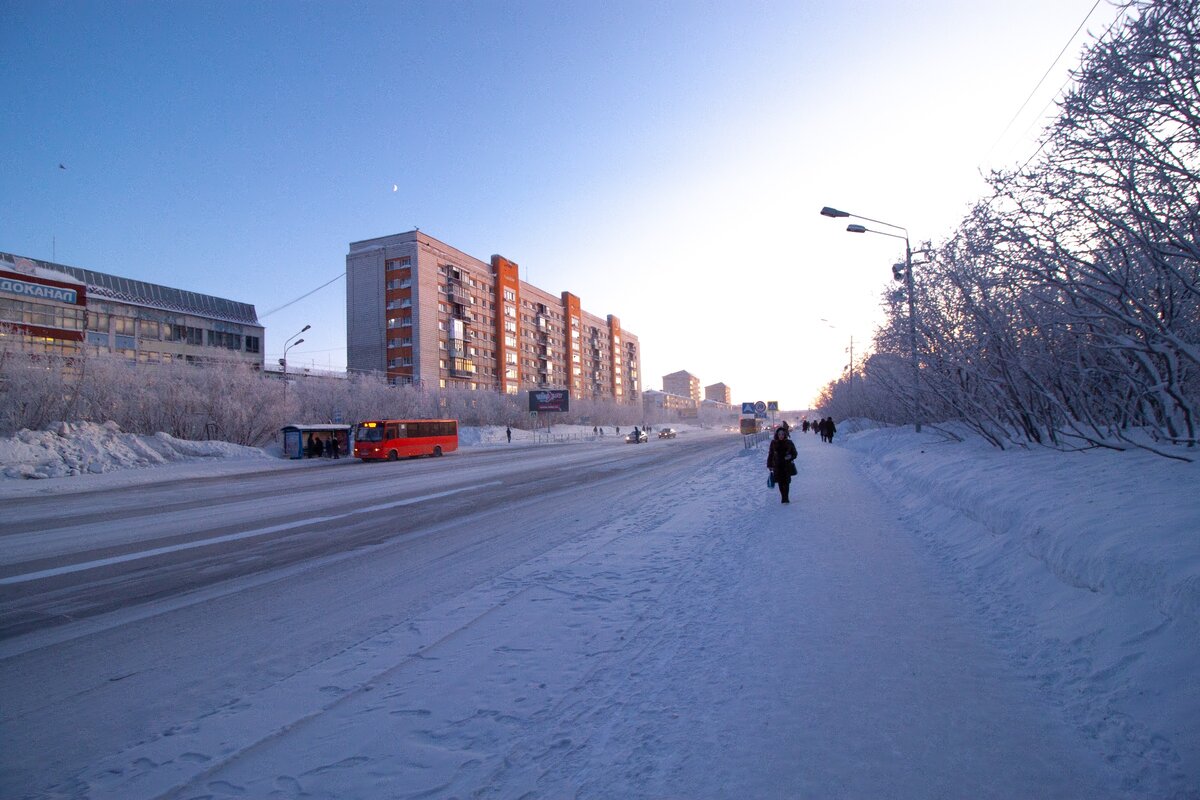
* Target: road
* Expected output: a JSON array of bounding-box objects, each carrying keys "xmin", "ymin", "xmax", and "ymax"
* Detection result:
[{"xmin": 0, "ymin": 433, "xmax": 733, "ymax": 798}]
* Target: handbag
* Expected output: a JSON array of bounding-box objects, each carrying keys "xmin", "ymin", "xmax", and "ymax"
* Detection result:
[
  {"xmin": 767, "ymin": 472, "xmax": 776, "ymax": 489},
  {"xmin": 788, "ymin": 461, "xmax": 798, "ymax": 476}
]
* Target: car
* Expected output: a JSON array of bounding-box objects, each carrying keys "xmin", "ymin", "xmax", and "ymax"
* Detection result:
[
  {"xmin": 625, "ymin": 430, "xmax": 648, "ymax": 443},
  {"xmin": 657, "ymin": 428, "xmax": 677, "ymax": 439}
]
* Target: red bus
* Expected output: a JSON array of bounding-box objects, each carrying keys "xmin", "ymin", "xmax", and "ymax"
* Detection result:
[{"xmin": 354, "ymin": 419, "xmax": 459, "ymax": 461}]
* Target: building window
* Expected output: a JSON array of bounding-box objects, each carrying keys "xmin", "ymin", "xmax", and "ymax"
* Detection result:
[
  {"xmin": 207, "ymin": 330, "xmax": 242, "ymax": 349},
  {"xmin": 86, "ymin": 331, "xmax": 108, "ymax": 347},
  {"xmin": 245, "ymin": 335, "xmax": 261, "ymax": 353}
]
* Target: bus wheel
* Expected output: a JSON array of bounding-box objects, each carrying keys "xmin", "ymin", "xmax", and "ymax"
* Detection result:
[
  {"xmin": 433, "ymin": 446, "xmax": 443, "ymax": 457},
  {"xmin": 387, "ymin": 450, "xmax": 399, "ymax": 461}
]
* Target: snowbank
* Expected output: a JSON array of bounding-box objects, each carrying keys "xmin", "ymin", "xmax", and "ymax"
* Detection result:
[
  {"xmin": 0, "ymin": 421, "xmax": 272, "ymax": 481},
  {"xmin": 843, "ymin": 425, "xmax": 1200, "ymax": 789},
  {"xmin": 844, "ymin": 425, "xmax": 1200, "ymax": 621}
]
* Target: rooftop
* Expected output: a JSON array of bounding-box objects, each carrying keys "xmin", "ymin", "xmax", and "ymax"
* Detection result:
[{"xmin": 1, "ymin": 252, "xmax": 261, "ymax": 326}]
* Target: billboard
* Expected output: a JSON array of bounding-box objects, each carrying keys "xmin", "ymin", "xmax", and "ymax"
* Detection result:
[{"xmin": 528, "ymin": 389, "xmax": 570, "ymax": 412}]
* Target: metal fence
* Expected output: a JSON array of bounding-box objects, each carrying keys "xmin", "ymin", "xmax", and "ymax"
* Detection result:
[{"xmin": 743, "ymin": 430, "xmax": 770, "ymax": 449}]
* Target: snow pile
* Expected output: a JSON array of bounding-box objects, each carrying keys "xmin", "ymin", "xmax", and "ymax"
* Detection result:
[
  {"xmin": 0, "ymin": 421, "xmax": 271, "ymax": 480},
  {"xmin": 845, "ymin": 425, "xmax": 1200, "ymax": 620},
  {"xmin": 844, "ymin": 425, "xmax": 1200, "ymax": 787}
]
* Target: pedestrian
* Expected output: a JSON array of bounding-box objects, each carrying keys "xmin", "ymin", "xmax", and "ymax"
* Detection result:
[
  {"xmin": 824, "ymin": 417, "xmax": 837, "ymax": 443},
  {"xmin": 506, "ymin": 426, "xmax": 512, "ymax": 443},
  {"xmin": 766, "ymin": 425, "xmax": 798, "ymax": 504},
  {"xmin": 324, "ymin": 437, "xmax": 333, "ymax": 458},
  {"xmin": 306, "ymin": 433, "xmax": 317, "ymax": 458},
  {"xmin": 331, "ymin": 434, "xmax": 340, "ymax": 459},
  {"xmin": 802, "ymin": 419, "xmax": 810, "ymax": 433}
]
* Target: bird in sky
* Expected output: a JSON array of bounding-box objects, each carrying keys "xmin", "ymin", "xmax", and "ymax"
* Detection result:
[{"xmin": 58, "ymin": 163, "xmax": 67, "ymax": 170}]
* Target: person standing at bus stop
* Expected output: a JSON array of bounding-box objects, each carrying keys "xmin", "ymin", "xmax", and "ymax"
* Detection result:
[{"xmin": 767, "ymin": 426, "xmax": 798, "ymax": 504}]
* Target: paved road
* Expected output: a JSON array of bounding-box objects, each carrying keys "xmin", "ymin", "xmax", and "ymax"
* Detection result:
[{"xmin": 0, "ymin": 434, "xmax": 732, "ymax": 797}]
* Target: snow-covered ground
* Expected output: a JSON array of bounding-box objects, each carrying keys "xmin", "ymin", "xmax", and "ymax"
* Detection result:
[{"xmin": 1, "ymin": 420, "xmax": 1197, "ymax": 797}]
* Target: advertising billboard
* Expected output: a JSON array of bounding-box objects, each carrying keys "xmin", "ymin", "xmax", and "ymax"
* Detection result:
[{"xmin": 528, "ymin": 389, "xmax": 570, "ymax": 412}]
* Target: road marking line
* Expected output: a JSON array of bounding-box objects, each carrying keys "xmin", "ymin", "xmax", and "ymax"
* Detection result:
[{"xmin": 0, "ymin": 481, "xmax": 502, "ymax": 587}]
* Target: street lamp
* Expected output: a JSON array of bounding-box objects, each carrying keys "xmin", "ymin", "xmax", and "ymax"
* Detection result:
[
  {"xmin": 281, "ymin": 324, "xmax": 310, "ymax": 386},
  {"xmin": 820, "ymin": 318, "xmax": 856, "ymax": 418},
  {"xmin": 820, "ymin": 206, "xmax": 922, "ymax": 433}
]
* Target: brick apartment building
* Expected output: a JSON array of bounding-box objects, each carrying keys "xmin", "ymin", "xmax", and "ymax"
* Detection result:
[
  {"xmin": 662, "ymin": 370, "xmax": 701, "ymax": 404},
  {"xmin": 346, "ymin": 230, "xmax": 641, "ymax": 403},
  {"xmin": 705, "ymin": 382, "xmax": 733, "ymax": 405}
]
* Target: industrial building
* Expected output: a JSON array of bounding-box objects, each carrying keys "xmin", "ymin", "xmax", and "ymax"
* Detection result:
[{"xmin": 346, "ymin": 230, "xmax": 641, "ymax": 403}]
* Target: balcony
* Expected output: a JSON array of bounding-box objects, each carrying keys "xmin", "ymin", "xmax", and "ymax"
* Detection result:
[{"xmin": 449, "ymin": 357, "xmax": 476, "ymax": 377}]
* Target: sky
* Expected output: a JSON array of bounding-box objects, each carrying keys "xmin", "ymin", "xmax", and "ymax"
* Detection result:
[{"xmin": 0, "ymin": 0, "xmax": 1120, "ymax": 407}]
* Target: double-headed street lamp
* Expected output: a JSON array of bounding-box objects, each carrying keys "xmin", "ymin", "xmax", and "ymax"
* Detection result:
[
  {"xmin": 820, "ymin": 206, "xmax": 922, "ymax": 433},
  {"xmin": 281, "ymin": 325, "xmax": 310, "ymax": 389}
]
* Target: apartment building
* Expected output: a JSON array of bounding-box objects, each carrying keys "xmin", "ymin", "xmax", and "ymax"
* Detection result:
[
  {"xmin": 663, "ymin": 370, "xmax": 701, "ymax": 404},
  {"xmin": 705, "ymin": 382, "xmax": 734, "ymax": 408},
  {"xmin": 346, "ymin": 230, "xmax": 641, "ymax": 403},
  {"xmin": 0, "ymin": 251, "xmax": 263, "ymax": 366}
]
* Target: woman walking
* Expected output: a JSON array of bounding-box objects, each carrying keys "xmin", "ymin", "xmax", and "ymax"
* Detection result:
[{"xmin": 767, "ymin": 426, "xmax": 798, "ymax": 504}]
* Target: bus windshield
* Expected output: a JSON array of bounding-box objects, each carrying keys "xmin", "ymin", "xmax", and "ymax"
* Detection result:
[{"xmin": 356, "ymin": 423, "xmax": 384, "ymax": 442}]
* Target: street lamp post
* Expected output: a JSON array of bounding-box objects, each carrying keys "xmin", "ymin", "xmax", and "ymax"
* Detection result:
[
  {"xmin": 820, "ymin": 207, "xmax": 922, "ymax": 433},
  {"xmin": 281, "ymin": 325, "xmax": 310, "ymax": 395}
]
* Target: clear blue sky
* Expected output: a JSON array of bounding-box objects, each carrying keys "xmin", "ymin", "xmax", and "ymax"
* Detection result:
[{"xmin": 1, "ymin": 0, "xmax": 1112, "ymax": 408}]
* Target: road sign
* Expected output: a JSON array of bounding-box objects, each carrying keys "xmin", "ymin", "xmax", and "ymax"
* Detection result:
[
  {"xmin": 753, "ymin": 401, "xmax": 767, "ymax": 414},
  {"xmin": 767, "ymin": 401, "xmax": 779, "ymax": 412},
  {"xmin": 741, "ymin": 402, "xmax": 755, "ymax": 415}
]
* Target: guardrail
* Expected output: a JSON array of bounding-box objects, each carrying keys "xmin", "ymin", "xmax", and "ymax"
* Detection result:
[{"xmin": 743, "ymin": 430, "xmax": 771, "ymax": 449}]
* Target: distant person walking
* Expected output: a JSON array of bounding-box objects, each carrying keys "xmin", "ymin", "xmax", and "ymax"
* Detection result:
[
  {"xmin": 506, "ymin": 426, "xmax": 512, "ymax": 443},
  {"xmin": 767, "ymin": 426, "xmax": 798, "ymax": 504}
]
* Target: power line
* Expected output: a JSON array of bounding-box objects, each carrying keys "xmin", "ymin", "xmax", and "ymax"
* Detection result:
[
  {"xmin": 977, "ymin": 3, "xmax": 1130, "ymax": 215},
  {"xmin": 259, "ymin": 272, "xmax": 345, "ymax": 318},
  {"xmin": 986, "ymin": 0, "xmax": 1103, "ymax": 163}
]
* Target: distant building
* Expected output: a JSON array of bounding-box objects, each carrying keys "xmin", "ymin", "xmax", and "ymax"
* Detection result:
[
  {"xmin": 704, "ymin": 382, "xmax": 733, "ymax": 405},
  {"xmin": 0, "ymin": 251, "xmax": 263, "ymax": 367},
  {"xmin": 643, "ymin": 389, "xmax": 698, "ymax": 419},
  {"xmin": 662, "ymin": 370, "xmax": 700, "ymax": 404},
  {"xmin": 346, "ymin": 230, "xmax": 641, "ymax": 402}
]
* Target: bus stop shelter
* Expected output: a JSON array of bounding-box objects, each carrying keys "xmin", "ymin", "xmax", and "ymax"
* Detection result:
[{"xmin": 280, "ymin": 424, "xmax": 352, "ymax": 459}]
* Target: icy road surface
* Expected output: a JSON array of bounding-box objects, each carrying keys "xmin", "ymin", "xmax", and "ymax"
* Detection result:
[{"xmin": 2, "ymin": 431, "xmax": 1128, "ymax": 798}]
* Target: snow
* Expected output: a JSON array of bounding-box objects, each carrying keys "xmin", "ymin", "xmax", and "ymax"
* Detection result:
[
  {"xmin": 0, "ymin": 421, "xmax": 272, "ymax": 482},
  {"xmin": 1, "ymin": 421, "xmax": 1197, "ymax": 797}
]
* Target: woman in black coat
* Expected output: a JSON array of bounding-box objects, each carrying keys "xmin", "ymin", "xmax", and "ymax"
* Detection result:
[{"xmin": 766, "ymin": 426, "xmax": 798, "ymax": 504}]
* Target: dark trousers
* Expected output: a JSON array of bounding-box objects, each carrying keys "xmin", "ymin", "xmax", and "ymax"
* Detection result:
[{"xmin": 777, "ymin": 476, "xmax": 791, "ymax": 503}]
